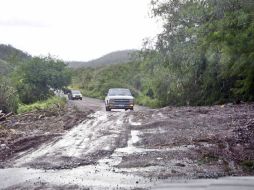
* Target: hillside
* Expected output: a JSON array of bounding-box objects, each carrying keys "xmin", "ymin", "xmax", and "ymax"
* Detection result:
[
  {"xmin": 67, "ymin": 49, "xmax": 138, "ymax": 68},
  {"xmin": 0, "ymin": 59, "xmax": 11, "ymax": 75},
  {"xmin": 0, "ymin": 44, "xmax": 32, "ymax": 76},
  {"xmin": 0, "ymin": 44, "xmax": 31, "ymax": 62}
]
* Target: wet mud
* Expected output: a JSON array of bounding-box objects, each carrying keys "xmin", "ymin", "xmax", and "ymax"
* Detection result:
[
  {"xmin": 0, "ymin": 101, "xmax": 92, "ymax": 167},
  {"xmin": 0, "ymin": 98, "xmax": 253, "ymax": 189}
]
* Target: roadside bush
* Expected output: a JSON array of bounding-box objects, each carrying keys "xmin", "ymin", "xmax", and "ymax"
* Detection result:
[
  {"xmin": 17, "ymin": 96, "xmax": 66, "ymax": 114},
  {"xmin": 0, "ymin": 77, "xmax": 18, "ymax": 113},
  {"xmin": 136, "ymin": 94, "xmax": 159, "ymax": 108},
  {"xmin": 13, "ymin": 56, "xmax": 71, "ymax": 104}
]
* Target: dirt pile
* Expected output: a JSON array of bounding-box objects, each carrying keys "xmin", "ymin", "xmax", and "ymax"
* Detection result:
[
  {"xmin": 196, "ymin": 116, "xmax": 254, "ymax": 175},
  {"xmin": 0, "ymin": 102, "xmax": 92, "ymax": 167},
  {"xmin": 119, "ymin": 103, "xmax": 254, "ymax": 178}
]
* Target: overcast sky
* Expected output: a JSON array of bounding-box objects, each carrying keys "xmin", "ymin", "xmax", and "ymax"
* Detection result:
[{"xmin": 0, "ymin": 0, "xmax": 160, "ymax": 61}]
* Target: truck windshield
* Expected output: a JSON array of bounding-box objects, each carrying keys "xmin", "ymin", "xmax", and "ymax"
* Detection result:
[
  {"xmin": 72, "ymin": 90, "xmax": 81, "ymax": 94},
  {"xmin": 108, "ymin": 89, "xmax": 131, "ymax": 96}
]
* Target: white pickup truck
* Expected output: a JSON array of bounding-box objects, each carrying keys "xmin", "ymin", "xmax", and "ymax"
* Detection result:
[{"xmin": 105, "ymin": 88, "xmax": 134, "ymax": 111}]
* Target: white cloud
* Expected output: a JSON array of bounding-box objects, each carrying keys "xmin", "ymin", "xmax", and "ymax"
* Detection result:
[{"xmin": 0, "ymin": 0, "xmax": 161, "ymax": 61}]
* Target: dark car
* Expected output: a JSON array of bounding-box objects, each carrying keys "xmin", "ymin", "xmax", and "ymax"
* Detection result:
[{"xmin": 68, "ymin": 90, "xmax": 83, "ymax": 100}]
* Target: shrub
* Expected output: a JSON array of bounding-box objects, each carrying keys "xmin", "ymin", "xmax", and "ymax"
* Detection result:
[
  {"xmin": 0, "ymin": 77, "xmax": 18, "ymax": 113},
  {"xmin": 17, "ymin": 96, "xmax": 66, "ymax": 114},
  {"xmin": 13, "ymin": 56, "xmax": 71, "ymax": 104}
]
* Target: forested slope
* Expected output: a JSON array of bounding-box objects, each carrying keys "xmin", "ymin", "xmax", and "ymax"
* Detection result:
[
  {"xmin": 0, "ymin": 59, "xmax": 11, "ymax": 75},
  {"xmin": 0, "ymin": 44, "xmax": 71, "ymax": 113},
  {"xmin": 72, "ymin": 0, "xmax": 254, "ymax": 107}
]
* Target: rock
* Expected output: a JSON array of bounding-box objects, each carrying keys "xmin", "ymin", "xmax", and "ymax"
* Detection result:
[{"xmin": 10, "ymin": 129, "xmax": 17, "ymax": 134}]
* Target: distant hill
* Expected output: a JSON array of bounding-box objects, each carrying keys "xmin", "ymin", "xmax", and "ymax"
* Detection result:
[
  {"xmin": 0, "ymin": 45, "xmax": 138, "ymax": 71},
  {"xmin": 0, "ymin": 44, "xmax": 31, "ymax": 62},
  {"xmin": 0, "ymin": 44, "xmax": 32, "ymax": 76},
  {"xmin": 67, "ymin": 50, "xmax": 138, "ymax": 68}
]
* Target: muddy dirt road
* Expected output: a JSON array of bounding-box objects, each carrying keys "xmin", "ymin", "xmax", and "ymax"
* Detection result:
[{"xmin": 0, "ymin": 97, "xmax": 254, "ymax": 189}]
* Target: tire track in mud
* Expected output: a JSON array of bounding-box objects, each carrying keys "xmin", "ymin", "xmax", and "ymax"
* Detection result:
[
  {"xmin": 0, "ymin": 109, "xmax": 157, "ymax": 189},
  {"xmin": 12, "ymin": 111, "xmax": 129, "ymax": 169},
  {"xmin": 1, "ymin": 100, "xmax": 253, "ymax": 189}
]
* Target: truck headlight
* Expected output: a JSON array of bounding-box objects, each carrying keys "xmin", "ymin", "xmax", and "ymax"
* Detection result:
[{"xmin": 109, "ymin": 99, "xmax": 114, "ymax": 104}]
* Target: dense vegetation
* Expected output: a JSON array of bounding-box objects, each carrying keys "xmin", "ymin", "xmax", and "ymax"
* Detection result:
[
  {"xmin": 72, "ymin": 0, "xmax": 254, "ymax": 107},
  {"xmin": 0, "ymin": 77, "xmax": 18, "ymax": 113},
  {"xmin": 1, "ymin": 1, "xmax": 253, "ymax": 110},
  {"xmin": 13, "ymin": 57, "xmax": 71, "ymax": 104},
  {"xmin": 0, "ymin": 45, "xmax": 71, "ymax": 113},
  {"xmin": 72, "ymin": 54, "xmax": 165, "ymax": 107},
  {"xmin": 17, "ymin": 96, "xmax": 66, "ymax": 114}
]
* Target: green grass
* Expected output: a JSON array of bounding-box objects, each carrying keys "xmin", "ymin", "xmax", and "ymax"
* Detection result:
[{"xmin": 17, "ymin": 96, "xmax": 66, "ymax": 114}]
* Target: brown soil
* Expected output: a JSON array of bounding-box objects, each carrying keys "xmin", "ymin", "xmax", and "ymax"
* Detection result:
[
  {"xmin": 0, "ymin": 99, "xmax": 253, "ymax": 189},
  {"xmin": 0, "ymin": 101, "xmax": 92, "ymax": 168},
  {"xmin": 119, "ymin": 103, "xmax": 254, "ymax": 178}
]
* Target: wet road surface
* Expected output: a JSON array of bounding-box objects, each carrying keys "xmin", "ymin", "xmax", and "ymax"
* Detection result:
[
  {"xmin": 152, "ymin": 176, "xmax": 254, "ymax": 190},
  {"xmin": 0, "ymin": 98, "xmax": 156, "ymax": 189},
  {"xmin": 0, "ymin": 98, "xmax": 253, "ymax": 189}
]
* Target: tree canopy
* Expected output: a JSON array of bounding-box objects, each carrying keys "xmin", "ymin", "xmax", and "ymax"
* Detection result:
[
  {"xmin": 150, "ymin": 0, "xmax": 254, "ymax": 105},
  {"xmin": 13, "ymin": 57, "xmax": 71, "ymax": 104},
  {"xmin": 72, "ymin": 0, "xmax": 254, "ymax": 107}
]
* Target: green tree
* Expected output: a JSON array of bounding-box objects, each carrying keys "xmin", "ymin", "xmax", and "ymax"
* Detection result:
[
  {"xmin": 150, "ymin": 0, "xmax": 254, "ymax": 105},
  {"xmin": 13, "ymin": 56, "xmax": 71, "ymax": 104}
]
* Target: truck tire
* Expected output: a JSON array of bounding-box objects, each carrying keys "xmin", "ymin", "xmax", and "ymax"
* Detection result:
[{"xmin": 106, "ymin": 106, "xmax": 111, "ymax": 111}]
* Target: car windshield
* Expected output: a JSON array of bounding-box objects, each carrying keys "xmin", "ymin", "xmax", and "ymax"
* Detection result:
[{"xmin": 108, "ymin": 89, "xmax": 131, "ymax": 96}]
